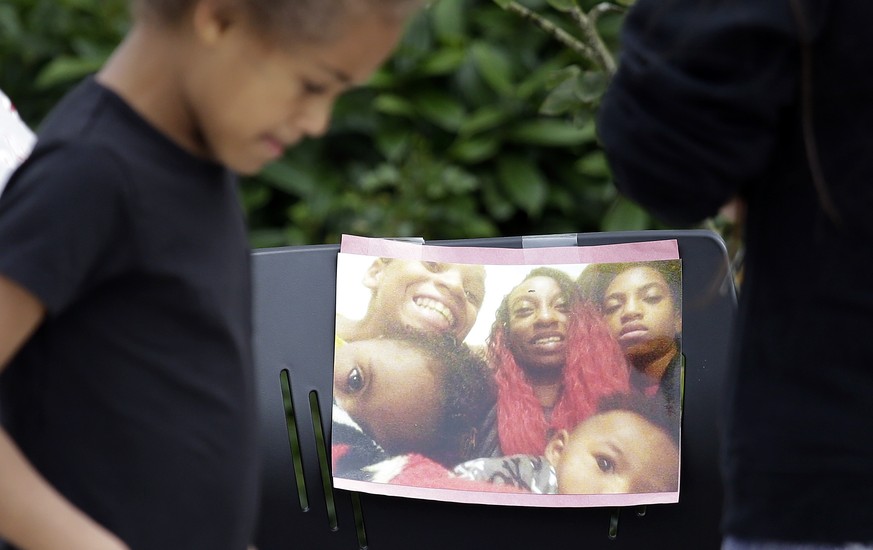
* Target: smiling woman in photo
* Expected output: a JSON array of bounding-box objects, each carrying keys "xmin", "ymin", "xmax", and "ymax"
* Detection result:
[
  {"xmin": 335, "ymin": 258, "xmax": 486, "ymax": 344},
  {"xmin": 481, "ymin": 267, "xmax": 631, "ymax": 457}
]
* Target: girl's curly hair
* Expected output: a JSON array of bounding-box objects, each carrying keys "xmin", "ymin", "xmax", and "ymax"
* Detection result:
[
  {"xmin": 576, "ymin": 260, "xmax": 681, "ymax": 314},
  {"xmin": 385, "ymin": 328, "xmax": 496, "ymax": 466},
  {"xmin": 488, "ymin": 267, "xmax": 631, "ymax": 455}
]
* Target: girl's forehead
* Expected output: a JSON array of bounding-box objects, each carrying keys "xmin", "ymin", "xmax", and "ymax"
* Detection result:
[
  {"xmin": 610, "ymin": 266, "xmax": 667, "ymax": 289},
  {"xmin": 573, "ymin": 411, "xmax": 652, "ymax": 440},
  {"xmin": 510, "ymin": 276, "xmax": 562, "ymax": 298}
]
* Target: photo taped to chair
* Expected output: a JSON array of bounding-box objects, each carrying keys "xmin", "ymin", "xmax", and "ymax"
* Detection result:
[{"xmin": 332, "ymin": 234, "xmax": 682, "ymax": 508}]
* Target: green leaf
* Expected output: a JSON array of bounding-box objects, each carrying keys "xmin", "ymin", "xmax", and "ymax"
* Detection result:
[
  {"xmin": 0, "ymin": 5, "xmax": 23, "ymax": 42},
  {"xmin": 507, "ymin": 119, "xmax": 596, "ymax": 146},
  {"xmin": 258, "ymin": 160, "xmax": 319, "ymax": 196},
  {"xmin": 35, "ymin": 55, "xmax": 104, "ymax": 89},
  {"xmin": 367, "ymin": 68, "xmax": 399, "ymax": 89},
  {"xmin": 471, "ymin": 41, "xmax": 515, "ymax": 96},
  {"xmin": 373, "ymin": 94, "xmax": 416, "ymax": 117},
  {"xmin": 419, "ymin": 47, "xmax": 467, "ymax": 75},
  {"xmin": 539, "ymin": 77, "xmax": 579, "ymax": 116},
  {"xmin": 71, "ymin": 37, "xmax": 109, "ymax": 58},
  {"xmin": 329, "ymin": 92, "xmax": 379, "ymax": 133},
  {"xmin": 491, "ymin": 0, "xmax": 512, "ymax": 8},
  {"xmin": 398, "ymin": 11, "xmax": 434, "ymax": 55},
  {"xmin": 430, "ymin": 0, "xmax": 466, "ymax": 44},
  {"xmin": 249, "ymin": 229, "xmax": 289, "ymax": 250},
  {"xmin": 546, "ymin": 65, "xmax": 582, "ymax": 89},
  {"xmin": 454, "ymin": 57, "xmax": 496, "ymax": 105},
  {"xmin": 572, "ymin": 109, "xmax": 593, "ymax": 128},
  {"xmin": 59, "ymin": 0, "xmax": 101, "ymax": 10},
  {"xmin": 601, "ymin": 197, "xmax": 652, "ymax": 231},
  {"xmin": 575, "ymin": 151, "xmax": 610, "ymax": 177},
  {"xmin": 546, "ymin": 0, "xmax": 578, "ymax": 12},
  {"xmin": 284, "ymin": 226, "xmax": 309, "ymax": 247},
  {"xmin": 412, "ymin": 90, "xmax": 466, "ymax": 131},
  {"xmin": 360, "ymin": 163, "xmax": 401, "ymax": 192},
  {"xmin": 376, "ymin": 129, "xmax": 411, "ymax": 162},
  {"xmin": 497, "ymin": 156, "xmax": 548, "ymax": 216},
  {"xmin": 448, "ymin": 136, "xmax": 500, "ymax": 164},
  {"xmin": 240, "ymin": 182, "xmax": 271, "ymax": 212},
  {"xmin": 540, "ymin": 69, "xmax": 608, "ymax": 114},
  {"xmin": 576, "ymin": 71, "xmax": 608, "ymax": 103},
  {"xmin": 458, "ymin": 105, "xmax": 513, "ymax": 136},
  {"xmin": 440, "ymin": 165, "xmax": 479, "ymax": 193},
  {"xmin": 482, "ymin": 177, "xmax": 516, "ymax": 221},
  {"xmin": 516, "ymin": 59, "xmax": 572, "ymax": 99}
]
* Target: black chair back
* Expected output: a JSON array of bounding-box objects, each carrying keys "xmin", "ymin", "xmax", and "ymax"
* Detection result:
[{"xmin": 252, "ymin": 230, "xmax": 736, "ymax": 550}]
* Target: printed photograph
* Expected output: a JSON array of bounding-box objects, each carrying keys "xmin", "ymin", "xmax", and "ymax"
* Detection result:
[{"xmin": 331, "ymin": 235, "xmax": 682, "ymax": 507}]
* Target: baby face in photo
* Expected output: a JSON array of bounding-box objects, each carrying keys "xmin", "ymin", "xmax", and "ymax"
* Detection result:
[{"xmin": 545, "ymin": 409, "xmax": 680, "ymax": 494}]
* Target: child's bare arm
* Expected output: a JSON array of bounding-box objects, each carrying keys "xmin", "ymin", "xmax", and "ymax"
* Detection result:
[
  {"xmin": 0, "ymin": 275, "xmax": 129, "ymax": 550},
  {"xmin": 0, "ymin": 432, "xmax": 129, "ymax": 550},
  {"xmin": 0, "ymin": 274, "xmax": 43, "ymax": 368}
]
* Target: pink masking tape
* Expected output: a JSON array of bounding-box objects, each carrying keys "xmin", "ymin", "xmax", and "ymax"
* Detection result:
[{"xmin": 339, "ymin": 234, "xmax": 679, "ymax": 264}]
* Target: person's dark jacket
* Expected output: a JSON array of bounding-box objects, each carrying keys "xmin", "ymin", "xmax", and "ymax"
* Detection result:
[{"xmin": 598, "ymin": 0, "xmax": 873, "ymax": 544}]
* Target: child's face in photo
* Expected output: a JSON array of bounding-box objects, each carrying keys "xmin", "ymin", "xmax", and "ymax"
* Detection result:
[
  {"xmin": 545, "ymin": 410, "xmax": 679, "ymax": 494},
  {"xmin": 506, "ymin": 275, "xmax": 570, "ymax": 373},
  {"xmin": 364, "ymin": 260, "xmax": 486, "ymax": 342},
  {"xmin": 333, "ymin": 338, "xmax": 443, "ymax": 453},
  {"xmin": 601, "ymin": 266, "xmax": 680, "ymax": 360},
  {"xmin": 187, "ymin": 8, "xmax": 406, "ymax": 174}
]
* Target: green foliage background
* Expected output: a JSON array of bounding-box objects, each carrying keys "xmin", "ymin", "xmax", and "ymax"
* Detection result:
[{"xmin": 1, "ymin": 0, "xmax": 672, "ymax": 248}]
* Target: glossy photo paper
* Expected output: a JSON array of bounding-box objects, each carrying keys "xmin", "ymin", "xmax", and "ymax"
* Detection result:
[{"xmin": 332, "ymin": 235, "xmax": 682, "ymax": 507}]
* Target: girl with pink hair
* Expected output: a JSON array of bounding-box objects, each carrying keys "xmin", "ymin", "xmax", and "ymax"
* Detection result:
[{"xmin": 480, "ymin": 267, "xmax": 631, "ymax": 456}]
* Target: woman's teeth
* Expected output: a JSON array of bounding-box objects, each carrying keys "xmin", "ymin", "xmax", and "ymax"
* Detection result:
[{"xmin": 414, "ymin": 297, "xmax": 455, "ymax": 326}]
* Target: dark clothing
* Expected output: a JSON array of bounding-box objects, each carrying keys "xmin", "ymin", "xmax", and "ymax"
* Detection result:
[
  {"xmin": 0, "ymin": 78, "xmax": 259, "ymax": 550},
  {"xmin": 331, "ymin": 404, "xmax": 390, "ymax": 482},
  {"xmin": 599, "ymin": 1, "xmax": 873, "ymax": 544},
  {"xmin": 629, "ymin": 348, "xmax": 682, "ymax": 421},
  {"xmin": 472, "ymin": 403, "xmax": 502, "ymax": 459}
]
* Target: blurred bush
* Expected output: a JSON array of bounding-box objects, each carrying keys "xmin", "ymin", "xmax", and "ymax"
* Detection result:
[
  {"xmin": 0, "ymin": 0, "xmax": 128, "ymax": 122},
  {"xmin": 1, "ymin": 0, "xmax": 665, "ymax": 247},
  {"xmin": 247, "ymin": 0, "xmax": 662, "ymax": 247}
]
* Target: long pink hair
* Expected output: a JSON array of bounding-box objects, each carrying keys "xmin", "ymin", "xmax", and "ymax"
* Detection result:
[{"xmin": 488, "ymin": 269, "xmax": 631, "ymax": 455}]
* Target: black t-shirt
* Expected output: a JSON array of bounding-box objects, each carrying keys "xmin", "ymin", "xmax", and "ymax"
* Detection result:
[
  {"xmin": 599, "ymin": 0, "xmax": 873, "ymax": 543},
  {"xmin": 0, "ymin": 78, "xmax": 259, "ymax": 549}
]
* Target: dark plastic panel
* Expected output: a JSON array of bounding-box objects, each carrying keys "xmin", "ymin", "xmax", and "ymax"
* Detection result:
[{"xmin": 252, "ymin": 230, "xmax": 736, "ymax": 550}]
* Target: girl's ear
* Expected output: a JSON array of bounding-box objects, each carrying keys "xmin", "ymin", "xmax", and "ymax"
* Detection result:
[
  {"xmin": 545, "ymin": 429, "xmax": 570, "ymax": 465},
  {"xmin": 363, "ymin": 258, "xmax": 389, "ymax": 291},
  {"xmin": 192, "ymin": 0, "xmax": 235, "ymax": 45}
]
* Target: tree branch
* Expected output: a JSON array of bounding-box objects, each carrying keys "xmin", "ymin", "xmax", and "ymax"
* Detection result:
[
  {"xmin": 569, "ymin": 6, "xmax": 616, "ymax": 75},
  {"xmin": 590, "ymin": 2, "xmax": 625, "ymax": 26},
  {"xmin": 504, "ymin": 1, "xmax": 599, "ymax": 63}
]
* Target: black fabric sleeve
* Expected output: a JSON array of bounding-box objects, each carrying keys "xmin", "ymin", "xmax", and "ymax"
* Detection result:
[
  {"xmin": 0, "ymin": 143, "xmax": 132, "ymax": 315},
  {"xmin": 597, "ymin": 0, "xmax": 815, "ymax": 225}
]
